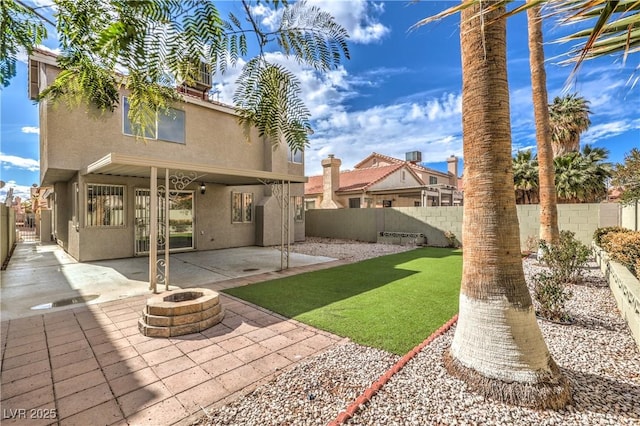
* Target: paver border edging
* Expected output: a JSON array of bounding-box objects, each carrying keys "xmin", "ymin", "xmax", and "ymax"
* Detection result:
[{"xmin": 328, "ymin": 314, "xmax": 459, "ymax": 426}]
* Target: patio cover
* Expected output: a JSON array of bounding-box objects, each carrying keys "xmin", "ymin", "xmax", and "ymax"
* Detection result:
[
  {"xmin": 84, "ymin": 152, "xmax": 307, "ymax": 185},
  {"xmin": 84, "ymin": 152, "xmax": 304, "ymax": 292}
]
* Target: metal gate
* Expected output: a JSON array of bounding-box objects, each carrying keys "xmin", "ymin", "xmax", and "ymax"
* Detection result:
[{"xmin": 16, "ymin": 216, "xmax": 37, "ymax": 242}]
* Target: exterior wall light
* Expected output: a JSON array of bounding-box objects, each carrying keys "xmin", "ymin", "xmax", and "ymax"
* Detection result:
[{"xmin": 200, "ymin": 183, "xmax": 206, "ymax": 195}]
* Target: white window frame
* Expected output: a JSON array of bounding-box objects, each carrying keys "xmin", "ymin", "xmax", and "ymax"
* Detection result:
[
  {"xmin": 122, "ymin": 96, "xmax": 185, "ymax": 144},
  {"xmin": 86, "ymin": 184, "xmax": 126, "ymax": 227},
  {"xmin": 231, "ymin": 192, "xmax": 254, "ymax": 223},
  {"xmin": 287, "ymin": 146, "xmax": 303, "ymax": 164}
]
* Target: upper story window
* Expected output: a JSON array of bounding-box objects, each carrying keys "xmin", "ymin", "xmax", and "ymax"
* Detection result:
[
  {"xmin": 86, "ymin": 184, "xmax": 125, "ymax": 227},
  {"xmin": 287, "ymin": 146, "xmax": 303, "ymax": 164},
  {"xmin": 123, "ymin": 97, "xmax": 185, "ymax": 144},
  {"xmin": 429, "ymin": 176, "xmax": 438, "ymax": 185}
]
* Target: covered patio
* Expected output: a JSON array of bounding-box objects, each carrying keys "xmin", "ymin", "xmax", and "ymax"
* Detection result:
[{"xmin": 84, "ymin": 152, "xmax": 307, "ymax": 293}]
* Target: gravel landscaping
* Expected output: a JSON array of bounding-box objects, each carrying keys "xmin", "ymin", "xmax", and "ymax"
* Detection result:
[{"xmin": 199, "ymin": 240, "xmax": 640, "ymax": 426}]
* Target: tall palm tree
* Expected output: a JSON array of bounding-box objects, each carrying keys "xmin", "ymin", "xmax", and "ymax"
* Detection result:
[
  {"xmin": 444, "ymin": 1, "xmax": 570, "ymax": 409},
  {"xmin": 549, "ymin": 93, "xmax": 592, "ymax": 157},
  {"xmin": 513, "ymin": 150, "xmax": 539, "ymax": 204},
  {"xmin": 527, "ymin": 0, "xmax": 559, "ymax": 243}
]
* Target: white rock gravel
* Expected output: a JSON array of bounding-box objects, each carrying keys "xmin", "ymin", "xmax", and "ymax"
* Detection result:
[
  {"xmin": 284, "ymin": 237, "xmax": 417, "ymax": 263},
  {"xmin": 197, "ymin": 240, "xmax": 640, "ymax": 426}
]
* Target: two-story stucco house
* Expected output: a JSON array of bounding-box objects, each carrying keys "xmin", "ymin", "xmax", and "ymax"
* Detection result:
[
  {"xmin": 29, "ymin": 49, "xmax": 306, "ymax": 263},
  {"xmin": 305, "ymin": 152, "xmax": 463, "ymax": 209}
]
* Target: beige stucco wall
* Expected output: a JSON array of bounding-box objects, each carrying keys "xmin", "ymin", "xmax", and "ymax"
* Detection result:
[
  {"xmin": 58, "ymin": 174, "xmax": 303, "ymax": 262},
  {"xmin": 621, "ymin": 201, "xmax": 639, "ymax": 231},
  {"xmin": 307, "ymin": 203, "xmax": 620, "ymax": 248},
  {"xmin": 1, "ymin": 206, "xmax": 16, "ymax": 266},
  {"xmin": 35, "ymin": 60, "xmax": 306, "ymax": 262},
  {"xmin": 369, "ymin": 168, "xmax": 421, "ymax": 191},
  {"xmin": 37, "ymin": 61, "xmax": 296, "ymax": 184}
]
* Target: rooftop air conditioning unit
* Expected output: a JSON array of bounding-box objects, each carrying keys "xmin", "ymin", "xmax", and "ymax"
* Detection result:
[{"xmin": 406, "ymin": 151, "xmax": 422, "ymax": 163}]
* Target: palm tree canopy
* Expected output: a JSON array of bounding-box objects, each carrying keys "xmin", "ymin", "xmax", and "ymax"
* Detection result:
[
  {"xmin": 513, "ymin": 150, "xmax": 540, "ymax": 191},
  {"xmin": 548, "ymin": 93, "xmax": 592, "ymax": 157},
  {"xmin": 554, "ymin": 144, "xmax": 612, "ymax": 202}
]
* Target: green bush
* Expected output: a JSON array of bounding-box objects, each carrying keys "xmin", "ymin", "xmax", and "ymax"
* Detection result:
[
  {"xmin": 533, "ymin": 272, "xmax": 573, "ymax": 322},
  {"xmin": 539, "ymin": 230, "xmax": 590, "ymax": 284},
  {"xmin": 602, "ymin": 231, "xmax": 640, "ymax": 278},
  {"xmin": 593, "ymin": 226, "xmax": 632, "ymax": 246}
]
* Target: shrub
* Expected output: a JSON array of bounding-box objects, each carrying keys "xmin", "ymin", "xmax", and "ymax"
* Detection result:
[
  {"xmin": 524, "ymin": 235, "xmax": 539, "ymax": 254},
  {"xmin": 533, "ymin": 272, "xmax": 573, "ymax": 322},
  {"xmin": 443, "ymin": 231, "xmax": 458, "ymax": 248},
  {"xmin": 593, "ymin": 226, "xmax": 632, "ymax": 246},
  {"xmin": 539, "ymin": 230, "xmax": 590, "ymax": 284},
  {"xmin": 602, "ymin": 231, "xmax": 640, "ymax": 278}
]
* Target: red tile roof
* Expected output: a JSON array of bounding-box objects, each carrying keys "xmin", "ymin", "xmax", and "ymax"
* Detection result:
[
  {"xmin": 354, "ymin": 152, "xmax": 451, "ymax": 178},
  {"xmin": 305, "ymin": 164, "xmax": 419, "ymax": 195}
]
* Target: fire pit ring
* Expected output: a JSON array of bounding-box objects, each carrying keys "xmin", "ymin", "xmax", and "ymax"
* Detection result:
[{"xmin": 138, "ymin": 288, "xmax": 225, "ymax": 337}]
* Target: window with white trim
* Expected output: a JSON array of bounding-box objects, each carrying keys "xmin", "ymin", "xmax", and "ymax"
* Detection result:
[
  {"xmin": 293, "ymin": 196, "xmax": 303, "ymax": 221},
  {"xmin": 232, "ymin": 192, "xmax": 253, "ymax": 223},
  {"xmin": 86, "ymin": 184, "xmax": 125, "ymax": 227},
  {"xmin": 429, "ymin": 176, "xmax": 438, "ymax": 185},
  {"xmin": 287, "ymin": 146, "xmax": 303, "ymax": 163},
  {"xmin": 123, "ymin": 97, "xmax": 185, "ymax": 144}
]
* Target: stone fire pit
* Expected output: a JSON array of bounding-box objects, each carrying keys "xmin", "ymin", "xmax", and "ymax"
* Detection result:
[{"xmin": 138, "ymin": 288, "xmax": 225, "ymax": 337}]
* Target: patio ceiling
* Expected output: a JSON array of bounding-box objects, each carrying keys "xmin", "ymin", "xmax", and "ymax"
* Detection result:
[{"xmin": 84, "ymin": 153, "xmax": 307, "ymax": 186}]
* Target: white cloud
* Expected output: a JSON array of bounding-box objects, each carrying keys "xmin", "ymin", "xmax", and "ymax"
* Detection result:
[
  {"xmin": 21, "ymin": 126, "xmax": 40, "ymax": 134},
  {"xmin": 306, "ymin": 93, "xmax": 464, "ymax": 175},
  {"xmin": 250, "ymin": 3, "xmax": 281, "ymax": 30},
  {"xmin": 582, "ymin": 119, "xmax": 640, "ymax": 145},
  {"xmin": 308, "ymin": 0, "xmax": 389, "ymax": 44},
  {"xmin": 0, "ymin": 153, "xmax": 40, "ymax": 172},
  {"xmin": 248, "ymin": 0, "xmax": 389, "ymax": 44}
]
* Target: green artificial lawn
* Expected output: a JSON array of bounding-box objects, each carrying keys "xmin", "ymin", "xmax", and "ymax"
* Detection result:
[{"xmin": 224, "ymin": 247, "xmax": 462, "ymax": 355}]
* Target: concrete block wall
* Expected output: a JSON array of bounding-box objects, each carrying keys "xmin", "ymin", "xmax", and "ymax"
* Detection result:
[
  {"xmin": 305, "ymin": 208, "xmax": 380, "ymax": 242},
  {"xmin": 384, "ymin": 207, "xmax": 463, "ymax": 247},
  {"xmin": 621, "ymin": 201, "xmax": 639, "ymax": 231},
  {"xmin": 306, "ymin": 203, "xmax": 620, "ymax": 248}
]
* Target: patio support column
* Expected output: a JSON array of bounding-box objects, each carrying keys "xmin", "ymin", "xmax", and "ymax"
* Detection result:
[
  {"xmin": 164, "ymin": 168, "xmax": 170, "ymax": 290},
  {"xmin": 149, "ymin": 166, "xmax": 158, "ymax": 293}
]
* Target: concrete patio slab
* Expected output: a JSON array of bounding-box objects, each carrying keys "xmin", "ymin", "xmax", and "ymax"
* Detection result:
[
  {"xmin": 1, "ymin": 242, "xmax": 349, "ymax": 425},
  {"xmin": 1, "ymin": 243, "xmax": 335, "ymax": 321}
]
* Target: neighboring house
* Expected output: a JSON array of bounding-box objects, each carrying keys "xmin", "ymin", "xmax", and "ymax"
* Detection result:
[
  {"xmin": 305, "ymin": 152, "xmax": 463, "ymax": 209},
  {"xmin": 29, "ymin": 49, "xmax": 306, "ymax": 262}
]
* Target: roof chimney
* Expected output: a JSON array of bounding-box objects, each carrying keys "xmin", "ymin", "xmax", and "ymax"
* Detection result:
[
  {"xmin": 447, "ymin": 155, "xmax": 459, "ymax": 187},
  {"xmin": 320, "ymin": 154, "xmax": 342, "ymax": 209}
]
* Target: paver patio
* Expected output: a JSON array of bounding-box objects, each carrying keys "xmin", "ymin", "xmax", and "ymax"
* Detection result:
[{"xmin": 1, "ymin": 254, "xmax": 349, "ymax": 425}]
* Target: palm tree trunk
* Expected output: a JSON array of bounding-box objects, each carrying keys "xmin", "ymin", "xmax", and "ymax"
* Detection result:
[
  {"xmin": 527, "ymin": 2, "xmax": 559, "ymax": 245},
  {"xmin": 444, "ymin": 0, "xmax": 570, "ymax": 409}
]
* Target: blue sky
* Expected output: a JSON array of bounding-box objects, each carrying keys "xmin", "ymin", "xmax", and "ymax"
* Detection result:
[{"xmin": 1, "ymin": 1, "xmax": 639, "ymax": 202}]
